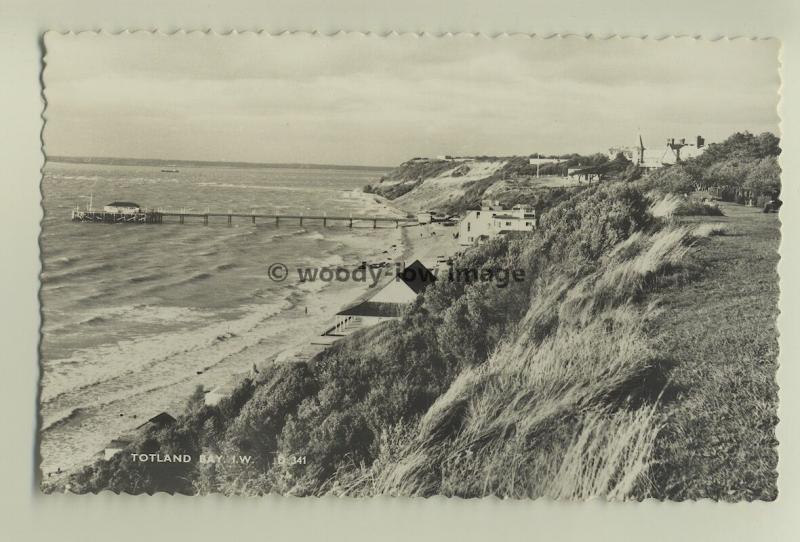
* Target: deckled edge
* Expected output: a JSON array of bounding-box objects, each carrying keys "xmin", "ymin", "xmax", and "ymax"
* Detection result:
[
  {"xmin": 41, "ymin": 29, "xmax": 781, "ymax": 40},
  {"xmin": 37, "ymin": 29, "xmax": 783, "ymax": 499}
]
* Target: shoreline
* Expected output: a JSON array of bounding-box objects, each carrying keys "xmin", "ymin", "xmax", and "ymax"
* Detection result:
[
  {"xmin": 40, "ymin": 191, "xmax": 458, "ymax": 484},
  {"xmin": 41, "ymin": 191, "xmax": 432, "ymax": 484}
]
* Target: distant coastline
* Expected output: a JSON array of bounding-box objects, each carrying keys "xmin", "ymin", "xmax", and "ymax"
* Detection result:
[{"xmin": 46, "ymin": 155, "xmax": 392, "ymax": 172}]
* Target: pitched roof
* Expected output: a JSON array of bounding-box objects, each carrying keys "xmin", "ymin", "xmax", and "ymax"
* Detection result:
[
  {"xmin": 107, "ymin": 201, "xmax": 141, "ymax": 208},
  {"xmin": 105, "ymin": 437, "xmax": 134, "ymax": 448},
  {"xmin": 335, "ymin": 260, "xmax": 436, "ymax": 318},
  {"xmin": 135, "ymin": 411, "xmax": 176, "ymax": 430},
  {"xmin": 397, "ymin": 259, "xmax": 437, "ymax": 294},
  {"xmin": 336, "ymin": 301, "xmax": 409, "ymax": 318}
]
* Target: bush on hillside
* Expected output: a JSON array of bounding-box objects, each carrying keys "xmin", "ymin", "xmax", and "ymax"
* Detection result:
[
  {"xmin": 743, "ymin": 156, "xmax": 781, "ymax": 195},
  {"xmin": 531, "ymin": 183, "xmax": 653, "ymax": 271},
  {"xmin": 642, "ymin": 132, "xmax": 781, "ymax": 202},
  {"xmin": 640, "ymin": 165, "xmax": 697, "ymax": 194}
]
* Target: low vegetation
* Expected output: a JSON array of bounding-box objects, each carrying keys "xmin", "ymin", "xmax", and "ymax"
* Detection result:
[
  {"xmin": 640, "ymin": 131, "xmax": 781, "ymax": 207},
  {"xmin": 647, "ymin": 204, "xmax": 780, "ymax": 501},
  {"xmin": 649, "ymin": 193, "xmax": 724, "ymax": 218},
  {"xmin": 367, "ymin": 159, "xmax": 458, "ymax": 200},
  {"xmin": 369, "ymin": 153, "xmax": 635, "ymax": 216}
]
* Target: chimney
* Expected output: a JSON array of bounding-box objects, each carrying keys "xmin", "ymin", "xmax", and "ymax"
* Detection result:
[{"xmin": 696, "ymin": 135, "xmax": 705, "ymax": 148}]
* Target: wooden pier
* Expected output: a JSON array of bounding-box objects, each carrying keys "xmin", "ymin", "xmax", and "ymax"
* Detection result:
[{"xmin": 71, "ymin": 209, "xmax": 416, "ymax": 228}]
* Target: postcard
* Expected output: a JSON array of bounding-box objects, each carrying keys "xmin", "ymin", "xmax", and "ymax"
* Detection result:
[{"xmin": 39, "ymin": 32, "xmax": 780, "ymax": 499}]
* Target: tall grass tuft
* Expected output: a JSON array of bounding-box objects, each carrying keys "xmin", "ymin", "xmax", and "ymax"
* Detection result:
[
  {"xmin": 542, "ymin": 406, "xmax": 661, "ymax": 499},
  {"xmin": 649, "ymin": 194, "xmax": 683, "ymax": 218},
  {"xmin": 650, "ymin": 193, "xmax": 724, "ymax": 218}
]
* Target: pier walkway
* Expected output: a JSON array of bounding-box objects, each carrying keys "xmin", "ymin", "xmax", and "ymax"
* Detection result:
[{"xmin": 71, "ymin": 209, "xmax": 416, "ymax": 228}]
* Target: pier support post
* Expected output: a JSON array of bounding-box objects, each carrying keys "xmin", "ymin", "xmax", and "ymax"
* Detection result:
[
  {"xmin": 395, "ymin": 220, "xmax": 399, "ymax": 228},
  {"xmin": 204, "ymin": 215, "xmax": 208, "ymax": 225},
  {"xmin": 252, "ymin": 216, "xmax": 255, "ymax": 224},
  {"xmin": 300, "ymin": 217, "xmax": 303, "ymax": 226},
  {"xmin": 179, "ymin": 215, "xmax": 184, "ymax": 224},
  {"xmin": 323, "ymin": 218, "xmax": 327, "ymax": 228},
  {"xmin": 275, "ymin": 216, "xmax": 279, "ymax": 227},
  {"xmin": 349, "ymin": 218, "xmax": 353, "ymax": 228},
  {"xmin": 373, "ymin": 219, "xmax": 377, "ymax": 229},
  {"xmin": 227, "ymin": 214, "xmax": 232, "ymax": 225}
]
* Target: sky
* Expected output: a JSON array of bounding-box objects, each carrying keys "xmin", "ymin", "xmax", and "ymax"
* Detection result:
[{"xmin": 43, "ymin": 33, "xmax": 781, "ymax": 167}]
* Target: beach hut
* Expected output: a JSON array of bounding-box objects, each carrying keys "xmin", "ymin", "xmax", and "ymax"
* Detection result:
[
  {"xmin": 135, "ymin": 412, "xmax": 177, "ymax": 431},
  {"xmin": 205, "ymin": 383, "xmax": 238, "ymax": 406},
  {"xmin": 334, "ymin": 260, "xmax": 436, "ymax": 328},
  {"xmin": 97, "ymin": 412, "xmax": 176, "ymax": 461},
  {"xmin": 103, "ymin": 437, "xmax": 135, "ymax": 460}
]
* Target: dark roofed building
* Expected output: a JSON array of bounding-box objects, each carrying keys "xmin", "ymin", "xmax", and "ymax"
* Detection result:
[
  {"xmin": 396, "ymin": 259, "xmax": 437, "ymax": 294},
  {"xmin": 99, "ymin": 411, "xmax": 176, "ymax": 460},
  {"xmin": 102, "ymin": 436, "xmax": 135, "ymax": 460},
  {"xmin": 336, "ymin": 300, "xmax": 408, "ymax": 318},
  {"xmin": 331, "ymin": 260, "xmax": 436, "ymax": 331},
  {"xmin": 135, "ymin": 411, "xmax": 177, "ymax": 431}
]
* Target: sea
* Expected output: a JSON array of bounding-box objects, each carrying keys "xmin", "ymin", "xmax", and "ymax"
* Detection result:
[{"xmin": 39, "ymin": 160, "xmax": 401, "ymax": 474}]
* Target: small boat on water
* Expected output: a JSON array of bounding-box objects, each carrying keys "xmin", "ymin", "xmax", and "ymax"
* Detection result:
[{"xmin": 161, "ymin": 167, "xmax": 179, "ymax": 173}]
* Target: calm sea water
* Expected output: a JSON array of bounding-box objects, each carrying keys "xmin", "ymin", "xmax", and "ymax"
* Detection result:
[{"xmin": 39, "ymin": 161, "xmax": 398, "ymax": 472}]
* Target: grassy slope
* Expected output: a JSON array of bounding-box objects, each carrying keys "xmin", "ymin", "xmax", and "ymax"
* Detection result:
[{"xmin": 650, "ymin": 202, "xmax": 780, "ymax": 501}]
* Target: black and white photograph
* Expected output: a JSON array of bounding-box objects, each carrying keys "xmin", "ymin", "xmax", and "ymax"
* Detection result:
[{"xmin": 38, "ymin": 32, "xmax": 781, "ymax": 500}]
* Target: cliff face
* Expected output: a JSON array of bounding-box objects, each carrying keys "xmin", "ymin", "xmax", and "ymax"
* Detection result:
[
  {"xmin": 393, "ymin": 160, "xmax": 508, "ymax": 212},
  {"xmin": 368, "ymin": 157, "xmax": 585, "ymax": 214},
  {"xmin": 369, "ymin": 159, "xmax": 509, "ymax": 213}
]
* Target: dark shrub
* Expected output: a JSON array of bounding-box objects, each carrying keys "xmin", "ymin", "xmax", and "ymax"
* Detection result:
[{"xmin": 225, "ymin": 363, "xmax": 317, "ymax": 464}]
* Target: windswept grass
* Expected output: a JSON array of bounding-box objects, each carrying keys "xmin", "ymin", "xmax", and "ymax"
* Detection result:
[
  {"xmin": 330, "ymin": 223, "xmax": 716, "ymax": 499},
  {"xmin": 650, "ymin": 193, "xmax": 724, "ymax": 218}
]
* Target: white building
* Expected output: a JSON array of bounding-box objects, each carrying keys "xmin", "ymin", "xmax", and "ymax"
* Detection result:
[
  {"xmin": 638, "ymin": 144, "xmax": 705, "ymax": 171},
  {"xmin": 612, "ymin": 136, "xmax": 707, "ymax": 171},
  {"xmin": 433, "ymin": 155, "xmax": 474, "ymax": 162},
  {"xmin": 416, "ymin": 212, "xmax": 432, "ymax": 224},
  {"xmin": 333, "ymin": 260, "xmax": 437, "ymax": 328},
  {"xmin": 103, "ymin": 201, "xmax": 141, "ymax": 214},
  {"xmin": 458, "ymin": 201, "xmax": 536, "ymax": 246},
  {"xmin": 528, "ymin": 157, "xmax": 562, "ymax": 166},
  {"xmin": 567, "ymin": 168, "xmax": 602, "ymax": 182}
]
